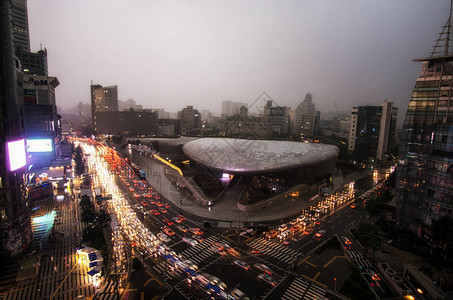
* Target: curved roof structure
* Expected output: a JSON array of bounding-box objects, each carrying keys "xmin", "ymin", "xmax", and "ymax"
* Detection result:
[{"xmin": 182, "ymin": 138, "xmax": 338, "ymax": 174}]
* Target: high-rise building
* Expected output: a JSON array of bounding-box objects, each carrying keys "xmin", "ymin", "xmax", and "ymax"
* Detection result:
[
  {"xmin": 221, "ymin": 100, "xmax": 247, "ymax": 117},
  {"xmin": 10, "ymin": 0, "xmax": 30, "ymax": 52},
  {"xmin": 0, "ymin": 0, "xmax": 33, "ymax": 257},
  {"xmin": 396, "ymin": 12, "xmax": 453, "ymax": 234},
  {"xmin": 11, "ymin": 0, "xmax": 48, "ymax": 76},
  {"xmin": 92, "ymin": 85, "xmax": 118, "ymax": 113},
  {"xmin": 348, "ymin": 102, "xmax": 397, "ymax": 161},
  {"xmin": 377, "ymin": 101, "xmax": 398, "ymax": 161},
  {"xmin": 91, "ymin": 84, "xmax": 118, "ymax": 132},
  {"xmin": 118, "ymin": 98, "xmax": 142, "ymax": 111},
  {"xmin": 295, "ymin": 93, "xmax": 320, "ymax": 138},
  {"xmin": 263, "ymin": 100, "xmax": 290, "ymax": 135},
  {"xmin": 178, "ymin": 105, "xmax": 201, "ymax": 135}
]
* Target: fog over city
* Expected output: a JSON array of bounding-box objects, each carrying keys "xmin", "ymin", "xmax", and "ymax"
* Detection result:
[{"xmin": 29, "ymin": 0, "xmax": 449, "ymax": 117}]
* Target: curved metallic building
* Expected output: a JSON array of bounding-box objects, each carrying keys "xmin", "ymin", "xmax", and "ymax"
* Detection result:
[{"xmin": 182, "ymin": 138, "xmax": 339, "ymax": 178}]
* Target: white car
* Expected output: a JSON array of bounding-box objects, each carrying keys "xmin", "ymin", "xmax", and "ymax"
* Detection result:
[
  {"xmin": 157, "ymin": 232, "xmax": 171, "ymax": 243},
  {"xmin": 254, "ymin": 263, "xmax": 272, "ymax": 275},
  {"xmin": 182, "ymin": 237, "xmax": 197, "ymax": 246},
  {"xmin": 233, "ymin": 260, "xmax": 250, "ymax": 270},
  {"xmin": 258, "ymin": 273, "xmax": 277, "ymax": 286}
]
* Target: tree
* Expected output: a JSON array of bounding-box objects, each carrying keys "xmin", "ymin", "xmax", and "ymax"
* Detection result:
[
  {"xmin": 81, "ymin": 209, "xmax": 96, "ymax": 225},
  {"xmin": 80, "ymin": 195, "xmax": 93, "ymax": 210},
  {"xmin": 132, "ymin": 258, "xmax": 143, "ymax": 271},
  {"xmin": 74, "ymin": 145, "xmax": 85, "ymax": 176},
  {"xmin": 355, "ymin": 222, "xmax": 381, "ymax": 260},
  {"xmin": 96, "ymin": 210, "xmax": 111, "ymax": 228}
]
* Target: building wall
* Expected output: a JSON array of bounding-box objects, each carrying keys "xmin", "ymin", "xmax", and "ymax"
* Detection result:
[
  {"xmin": 10, "ymin": 0, "xmax": 29, "ymax": 52},
  {"xmin": 397, "ymin": 57, "xmax": 453, "ymax": 230},
  {"xmin": 178, "ymin": 106, "xmax": 201, "ymax": 135},
  {"xmin": 93, "ymin": 85, "xmax": 118, "ymax": 112},
  {"xmin": 295, "ymin": 93, "xmax": 320, "ymax": 138},
  {"xmin": 377, "ymin": 101, "xmax": 398, "ymax": 162},
  {"xmin": 348, "ymin": 105, "xmax": 394, "ymax": 161},
  {"xmin": 219, "ymin": 115, "xmax": 268, "ymax": 138},
  {"xmin": 22, "ymin": 74, "xmax": 59, "ymax": 105},
  {"xmin": 16, "ymin": 48, "xmax": 47, "ymax": 76},
  {"xmin": 95, "ymin": 110, "xmax": 158, "ymax": 136},
  {"xmin": 0, "ymin": 0, "xmax": 32, "ymax": 257}
]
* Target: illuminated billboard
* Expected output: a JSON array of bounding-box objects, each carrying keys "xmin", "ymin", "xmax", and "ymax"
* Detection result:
[
  {"xmin": 27, "ymin": 139, "xmax": 53, "ymax": 153},
  {"xmin": 7, "ymin": 139, "xmax": 26, "ymax": 171}
]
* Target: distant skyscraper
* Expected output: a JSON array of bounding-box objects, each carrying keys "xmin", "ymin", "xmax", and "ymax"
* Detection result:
[
  {"xmin": 295, "ymin": 93, "xmax": 320, "ymax": 138},
  {"xmin": 92, "ymin": 85, "xmax": 118, "ymax": 112},
  {"xmin": 263, "ymin": 100, "xmax": 290, "ymax": 135},
  {"xmin": 178, "ymin": 105, "xmax": 201, "ymax": 135},
  {"xmin": 221, "ymin": 100, "xmax": 247, "ymax": 117},
  {"xmin": 396, "ymin": 11, "xmax": 453, "ymax": 234},
  {"xmin": 91, "ymin": 84, "xmax": 118, "ymax": 130}
]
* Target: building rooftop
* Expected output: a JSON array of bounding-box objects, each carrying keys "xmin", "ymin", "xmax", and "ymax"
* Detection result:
[{"xmin": 182, "ymin": 138, "xmax": 338, "ymax": 174}]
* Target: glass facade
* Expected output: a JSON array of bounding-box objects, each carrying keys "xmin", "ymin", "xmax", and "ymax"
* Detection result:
[{"xmin": 397, "ymin": 57, "xmax": 453, "ymax": 231}]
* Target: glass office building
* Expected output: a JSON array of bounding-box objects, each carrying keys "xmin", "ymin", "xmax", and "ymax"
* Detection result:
[{"xmin": 397, "ymin": 23, "xmax": 453, "ymax": 234}]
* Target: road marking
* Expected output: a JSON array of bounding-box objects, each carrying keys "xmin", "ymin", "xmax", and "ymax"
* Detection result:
[
  {"xmin": 301, "ymin": 240, "xmax": 312, "ymax": 248},
  {"xmin": 121, "ymin": 283, "xmax": 138, "ymax": 300},
  {"xmin": 339, "ymin": 221, "xmax": 343, "ymax": 224},
  {"xmin": 313, "ymin": 272, "xmax": 321, "ymax": 280},
  {"xmin": 323, "ymin": 255, "xmax": 347, "ymax": 268},
  {"xmin": 145, "ymin": 270, "xmax": 163, "ymax": 285},
  {"xmin": 330, "ymin": 226, "xmax": 335, "ymax": 229},
  {"xmin": 49, "ymin": 263, "xmax": 77, "ymax": 300}
]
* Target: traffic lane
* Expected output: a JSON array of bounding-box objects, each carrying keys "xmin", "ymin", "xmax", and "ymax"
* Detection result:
[{"xmin": 203, "ymin": 256, "xmax": 284, "ymax": 299}]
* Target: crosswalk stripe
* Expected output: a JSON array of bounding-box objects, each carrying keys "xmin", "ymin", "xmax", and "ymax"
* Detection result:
[
  {"xmin": 304, "ymin": 290, "xmax": 321, "ymax": 299},
  {"xmin": 289, "ymin": 284, "xmax": 306, "ymax": 295},
  {"xmin": 309, "ymin": 284, "xmax": 325, "ymax": 295},
  {"xmin": 285, "ymin": 289, "xmax": 302, "ymax": 299}
]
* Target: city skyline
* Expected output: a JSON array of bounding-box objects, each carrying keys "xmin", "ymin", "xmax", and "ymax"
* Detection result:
[{"xmin": 28, "ymin": 0, "xmax": 449, "ymax": 118}]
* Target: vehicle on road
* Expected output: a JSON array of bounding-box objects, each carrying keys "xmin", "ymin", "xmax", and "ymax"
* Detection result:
[
  {"xmin": 192, "ymin": 234, "xmax": 204, "ymax": 243},
  {"xmin": 229, "ymin": 288, "xmax": 247, "ymax": 300},
  {"xmin": 182, "ymin": 237, "xmax": 198, "ymax": 246},
  {"xmin": 172, "ymin": 216, "xmax": 183, "ymax": 223},
  {"xmin": 163, "ymin": 228, "xmax": 174, "ymax": 236},
  {"xmin": 157, "ymin": 232, "xmax": 171, "ymax": 243},
  {"xmin": 258, "ymin": 273, "xmax": 277, "ymax": 286},
  {"xmin": 189, "ymin": 227, "xmax": 204, "ymax": 235},
  {"xmin": 315, "ymin": 230, "xmax": 326, "ymax": 237},
  {"xmin": 233, "ymin": 260, "xmax": 250, "ymax": 270},
  {"xmin": 176, "ymin": 225, "xmax": 188, "ymax": 232},
  {"xmin": 163, "ymin": 219, "xmax": 173, "ymax": 226},
  {"xmin": 341, "ymin": 236, "xmax": 352, "ymax": 249},
  {"xmin": 254, "ymin": 263, "xmax": 272, "ymax": 275}
]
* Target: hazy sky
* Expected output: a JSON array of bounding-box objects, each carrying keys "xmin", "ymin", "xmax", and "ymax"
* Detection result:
[{"xmin": 28, "ymin": 0, "xmax": 450, "ymax": 118}]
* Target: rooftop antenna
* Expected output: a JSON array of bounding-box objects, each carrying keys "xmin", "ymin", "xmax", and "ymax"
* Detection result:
[{"xmin": 431, "ymin": 0, "xmax": 453, "ymax": 57}]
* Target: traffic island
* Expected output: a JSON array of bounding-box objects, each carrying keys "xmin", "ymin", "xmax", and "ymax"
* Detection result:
[{"xmin": 296, "ymin": 236, "xmax": 352, "ymax": 292}]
